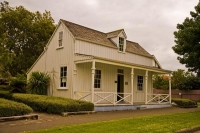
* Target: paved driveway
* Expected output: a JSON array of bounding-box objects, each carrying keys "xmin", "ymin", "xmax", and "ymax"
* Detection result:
[{"xmin": 0, "ymin": 107, "xmax": 200, "ymax": 133}]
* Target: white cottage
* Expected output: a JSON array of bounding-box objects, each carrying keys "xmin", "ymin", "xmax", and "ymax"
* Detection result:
[{"xmin": 27, "ymin": 19, "xmax": 172, "ymax": 108}]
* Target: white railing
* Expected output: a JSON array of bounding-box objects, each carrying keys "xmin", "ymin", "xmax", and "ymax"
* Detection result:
[
  {"xmin": 94, "ymin": 92, "xmax": 114, "ymax": 104},
  {"xmin": 94, "ymin": 92, "xmax": 132, "ymax": 105},
  {"xmin": 147, "ymin": 94, "xmax": 170, "ymax": 104},
  {"xmin": 74, "ymin": 91, "xmax": 170, "ymax": 105},
  {"xmin": 115, "ymin": 93, "xmax": 132, "ymax": 104},
  {"xmin": 74, "ymin": 91, "xmax": 91, "ymax": 102},
  {"xmin": 74, "ymin": 91, "xmax": 132, "ymax": 105}
]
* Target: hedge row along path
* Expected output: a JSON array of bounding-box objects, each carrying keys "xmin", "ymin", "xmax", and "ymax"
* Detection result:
[{"xmin": 0, "ymin": 107, "xmax": 200, "ymax": 133}]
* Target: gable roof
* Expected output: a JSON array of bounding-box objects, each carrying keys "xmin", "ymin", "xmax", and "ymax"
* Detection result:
[
  {"xmin": 126, "ymin": 40, "xmax": 151, "ymax": 56},
  {"xmin": 60, "ymin": 19, "xmax": 152, "ymax": 57},
  {"xmin": 61, "ymin": 19, "xmax": 116, "ymax": 48},
  {"xmin": 106, "ymin": 29, "xmax": 124, "ymax": 38}
]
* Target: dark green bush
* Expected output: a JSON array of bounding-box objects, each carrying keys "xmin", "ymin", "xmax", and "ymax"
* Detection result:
[
  {"xmin": 0, "ymin": 90, "xmax": 13, "ymax": 99},
  {"xmin": 10, "ymin": 74, "xmax": 27, "ymax": 93},
  {"xmin": 0, "ymin": 85, "xmax": 10, "ymax": 90},
  {"xmin": 172, "ymin": 98, "xmax": 197, "ymax": 108},
  {"xmin": 28, "ymin": 71, "xmax": 50, "ymax": 95},
  {"xmin": 0, "ymin": 91, "xmax": 94, "ymax": 114},
  {"xmin": 0, "ymin": 78, "xmax": 9, "ymax": 85},
  {"xmin": 0, "ymin": 98, "xmax": 33, "ymax": 117}
]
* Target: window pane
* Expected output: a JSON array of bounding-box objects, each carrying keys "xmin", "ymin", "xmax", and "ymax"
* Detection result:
[
  {"xmin": 59, "ymin": 31, "xmax": 63, "ymax": 40},
  {"xmin": 94, "ymin": 70, "xmax": 101, "ymax": 88},
  {"xmin": 60, "ymin": 66, "xmax": 67, "ymax": 87},
  {"xmin": 137, "ymin": 76, "xmax": 143, "ymax": 91},
  {"xmin": 59, "ymin": 40, "xmax": 62, "ymax": 47}
]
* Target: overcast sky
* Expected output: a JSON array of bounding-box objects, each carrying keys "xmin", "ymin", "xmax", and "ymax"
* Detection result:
[{"xmin": 7, "ymin": 0, "xmax": 199, "ymax": 71}]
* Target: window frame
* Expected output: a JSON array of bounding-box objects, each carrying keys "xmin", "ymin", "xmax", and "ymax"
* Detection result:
[
  {"xmin": 59, "ymin": 66, "xmax": 67, "ymax": 89},
  {"xmin": 119, "ymin": 37, "xmax": 124, "ymax": 52},
  {"xmin": 94, "ymin": 69, "xmax": 101, "ymax": 89},
  {"xmin": 58, "ymin": 31, "xmax": 63, "ymax": 47},
  {"xmin": 137, "ymin": 75, "xmax": 144, "ymax": 91}
]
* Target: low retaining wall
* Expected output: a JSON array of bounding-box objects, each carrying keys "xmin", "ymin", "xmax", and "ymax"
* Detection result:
[{"xmin": 153, "ymin": 89, "xmax": 200, "ymax": 102}]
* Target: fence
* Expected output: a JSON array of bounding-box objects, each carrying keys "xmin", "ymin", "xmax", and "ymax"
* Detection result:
[{"xmin": 153, "ymin": 89, "xmax": 200, "ymax": 102}]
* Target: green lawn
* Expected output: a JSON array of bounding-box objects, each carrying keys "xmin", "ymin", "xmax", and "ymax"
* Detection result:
[
  {"xmin": 28, "ymin": 111, "xmax": 200, "ymax": 133},
  {"xmin": 198, "ymin": 102, "xmax": 200, "ymax": 107}
]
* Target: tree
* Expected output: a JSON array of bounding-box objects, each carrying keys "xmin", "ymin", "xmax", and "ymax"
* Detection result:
[
  {"xmin": 0, "ymin": 45, "xmax": 13, "ymax": 78},
  {"xmin": 171, "ymin": 69, "xmax": 195, "ymax": 89},
  {"xmin": 0, "ymin": 1, "xmax": 56, "ymax": 76},
  {"xmin": 153, "ymin": 75, "xmax": 169, "ymax": 90},
  {"xmin": 172, "ymin": 2, "xmax": 200, "ymax": 76},
  {"xmin": 153, "ymin": 69, "xmax": 200, "ymax": 90}
]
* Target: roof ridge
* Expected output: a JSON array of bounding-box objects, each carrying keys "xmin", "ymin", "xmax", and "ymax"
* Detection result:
[
  {"xmin": 106, "ymin": 29, "xmax": 124, "ymax": 34},
  {"xmin": 126, "ymin": 40, "xmax": 138, "ymax": 44},
  {"xmin": 60, "ymin": 19, "xmax": 107, "ymax": 35}
]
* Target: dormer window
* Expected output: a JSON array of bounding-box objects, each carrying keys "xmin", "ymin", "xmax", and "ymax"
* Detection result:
[
  {"xmin": 119, "ymin": 37, "xmax": 124, "ymax": 52},
  {"xmin": 59, "ymin": 31, "xmax": 63, "ymax": 47}
]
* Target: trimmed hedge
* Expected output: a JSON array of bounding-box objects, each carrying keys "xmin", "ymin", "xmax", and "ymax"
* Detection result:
[
  {"xmin": 0, "ymin": 91, "xmax": 94, "ymax": 114},
  {"xmin": 172, "ymin": 98, "xmax": 197, "ymax": 108},
  {"xmin": 0, "ymin": 98, "xmax": 33, "ymax": 117}
]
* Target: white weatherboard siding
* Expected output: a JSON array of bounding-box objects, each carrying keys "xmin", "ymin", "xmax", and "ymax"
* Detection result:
[
  {"xmin": 75, "ymin": 62, "xmax": 153, "ymax": 103},
  {"xmin": 75, "ymin": 40, "xmax": 153, "ymax": 67},
  {"xmin": 27, "ymin": 23, "xmax": 75, "ymax": 98}
]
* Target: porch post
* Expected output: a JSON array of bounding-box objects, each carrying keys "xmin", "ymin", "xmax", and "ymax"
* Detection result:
[
  {"xmin": 145, "ymin": 70, "xmax": 148, "ymax": 104},
  {"xmin": 131, "ymin": 68, "xmax": 134, "ymax": 104},
  {"xmin": 91, "ymin": 60, "xmax": 96, "ymax": 103},
  {"xmin": 72, "ymin": 63, "xmax": 77, "ymax": 99},
  {"xmin": 169, "ymin": 73, "xmax": 171, "ymax": 104}
]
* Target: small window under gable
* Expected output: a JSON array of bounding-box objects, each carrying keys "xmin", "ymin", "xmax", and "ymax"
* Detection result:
[
  {"xmin": 119, "ymin": 37, "xmax": 124, "ymax": 52},
  {"xmin": 58, "ymin": 31, "xmax": 63, "ymax": 47}
]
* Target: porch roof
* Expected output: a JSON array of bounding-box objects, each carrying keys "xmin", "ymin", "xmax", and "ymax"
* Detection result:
[{"xmin": 74, "ymin": 54, "xmax": 171, "ymax": 74}]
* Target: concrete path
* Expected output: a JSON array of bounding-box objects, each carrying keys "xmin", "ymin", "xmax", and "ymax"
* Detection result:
[{"xmin": 0, "ymin": 107, "xmax": 200, "ymax": 133}]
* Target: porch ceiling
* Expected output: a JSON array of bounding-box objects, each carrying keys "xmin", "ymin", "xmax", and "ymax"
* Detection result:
[{"xmin": 74, "ymin": 55, "xmax": 171, "ymax": 74}]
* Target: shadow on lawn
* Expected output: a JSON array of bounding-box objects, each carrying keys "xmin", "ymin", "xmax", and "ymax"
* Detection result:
[{"xmin": 176, "ymin": 126, "xmax": 200, "ymax": 133}]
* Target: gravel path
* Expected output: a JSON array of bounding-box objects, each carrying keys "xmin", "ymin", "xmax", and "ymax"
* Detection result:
[{"xmin": 0, "ymin": 107, "xmax": 200, "ymax": 133}]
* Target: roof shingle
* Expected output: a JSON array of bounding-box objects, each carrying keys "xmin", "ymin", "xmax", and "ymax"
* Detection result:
[{"xmin": 61, "ymin": 19, "xmax": 152, "ymax": 57}]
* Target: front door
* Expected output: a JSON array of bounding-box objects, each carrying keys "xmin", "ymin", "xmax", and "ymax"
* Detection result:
[{"xmin": 117, "ymin": 74, "xmax": 124, "ymax": 101}]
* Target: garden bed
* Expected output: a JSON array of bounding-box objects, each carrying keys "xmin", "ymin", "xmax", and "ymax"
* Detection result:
[
  {"xmin": 0, "ymin": 98, "xmax": 33, "ymax": 117},
  {"xmin": 0, "ymin": 91, "xmax": 94, "ymax": 114},
  {"xmin": 172, "ymin": 98, "xmax": 197, "ymax": 108}
]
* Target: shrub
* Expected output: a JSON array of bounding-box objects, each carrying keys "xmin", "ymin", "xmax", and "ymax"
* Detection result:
[
  {"xmin": 172, "ymin": 98, "xmax": 197, "ymax": 108},
  {"xmin": 0, "ymin": 78, "xmax": 9, "ymax": 85},
  {"xmin": 0, "ymin": 85, "xmax": 10, "ymax": 91},
  {"xmin": 0, "ymin": 98, "xmax": 33, "ymax": 117},
  {"xmin": 10, "ymin": 74, "xmax": 27, "ymax": 93},
  {"xmin": 0, "ymin": 90, "xmax": 13, "ymax": 99},
  {"xmin": 0, "ymin": 91, "xmax": 94, "ymax": 114},
  {"xmin": 28, "ymin": 71, "xmax": 50, "ymax": 95}
]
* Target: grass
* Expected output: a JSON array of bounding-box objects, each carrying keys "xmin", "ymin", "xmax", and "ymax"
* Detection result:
[
  {"xmin": 28, "ymin": 111, "xmax": 200, "ymax": 133},
  {"xmin": 198, "ymin": 102, "xmax": 200, "ymax": 107}
]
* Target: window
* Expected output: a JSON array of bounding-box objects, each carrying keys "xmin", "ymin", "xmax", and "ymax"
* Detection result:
[
  {"xmin": 60, "ymin": 66, "xmax": 67, "ymax": 87},
  {"xmin": 94, "ymin": 70, "xmax": 101, "ymax": 88},
  {"xmin": 58, "ymin": 31, "xmax": 63, "ymax": 47},
  {"xmin": 119, "ymin": 37, "xmax": 124, "ymax": 52},
  {"xmin": 118, "ymin": 69, "xmax": 124, "ymax": 74},
  {"xmin": 137, "ymin": 76, "xmax": 143, "ymax": 91}
]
